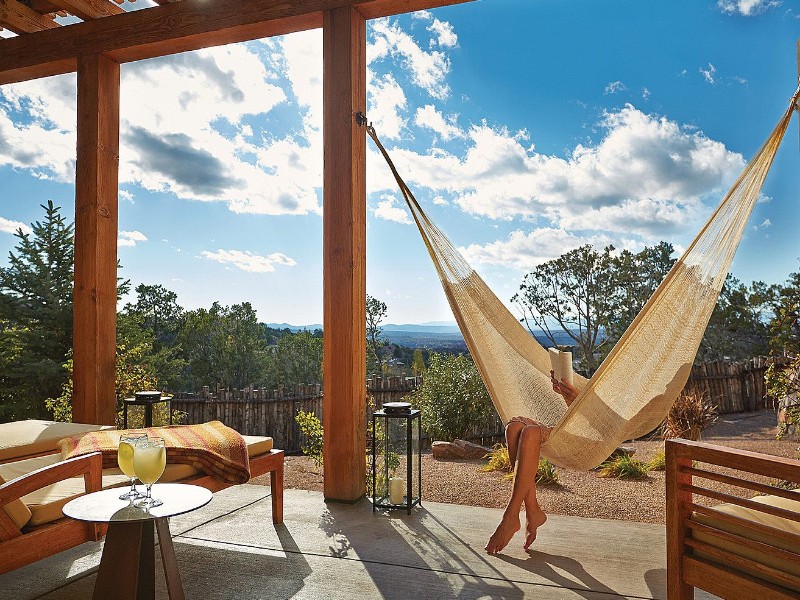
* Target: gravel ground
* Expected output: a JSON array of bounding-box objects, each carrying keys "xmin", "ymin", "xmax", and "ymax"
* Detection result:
[{"xmin": 250, "ymin": 410, "xmax": 799, "ymax": 525}]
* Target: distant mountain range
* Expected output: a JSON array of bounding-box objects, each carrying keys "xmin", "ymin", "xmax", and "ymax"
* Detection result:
[{"xmin": 266, "ymin": 321, "xmax": 576, "ymax": 351}]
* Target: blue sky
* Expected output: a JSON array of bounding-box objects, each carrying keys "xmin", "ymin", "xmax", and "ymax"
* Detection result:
[{"xmin": 0, "ymin": 0, "xmax": 798, "ymax": 325}]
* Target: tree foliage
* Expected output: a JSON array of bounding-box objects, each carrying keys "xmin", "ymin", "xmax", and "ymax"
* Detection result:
[
  {"xmin": 176, "ymin": 302, "xmax": 270, "ymax": 390},
  {"xmin": 0, "ymin": 202, "xmax": 74, "ymax": 421},
  {"xmin": 698, "ymin": 275, "xmax": 771, "ymax": 362},
  {"xmin": 366, "ymin": 294, "xmax": 387, "ymax": 375},
  {"xmin": 513, "ymin": 245, "xmax": 616, "ymax": 372},
  {"xmin": 269, "ymin": 330, "xmax": 323, "ymax": 388},
  {"xmin": 410, "ymin": 352, "xmax": 494, "ymax": 441}
]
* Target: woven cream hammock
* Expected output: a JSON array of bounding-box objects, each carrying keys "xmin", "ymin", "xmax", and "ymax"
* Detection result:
[{"xmin": 365, "ymin": 88, "xmax": 800, "ymax": 471}]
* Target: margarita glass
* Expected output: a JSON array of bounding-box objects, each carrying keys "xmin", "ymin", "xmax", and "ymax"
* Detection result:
[
  {"xmin": 117, "ymin": 432, "xmax": 148, "ymax": 500},
  {"xmin": 133, "ymin": 436, "xmax": 167, "ymax": 508}
]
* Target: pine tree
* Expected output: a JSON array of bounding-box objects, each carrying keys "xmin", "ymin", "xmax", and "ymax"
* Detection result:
[{"xmin": 0, "ymin": 201, "xmax": 74, "ymax": 421}]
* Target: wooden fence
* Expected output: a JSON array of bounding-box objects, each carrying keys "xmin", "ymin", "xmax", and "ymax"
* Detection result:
[
  {"xmin": 171, "ymin": 360, "xmax": 778, "ymax": 452},
  {"xmin": 171, "ymin": 376, "xmax": 422, "ymax": 453},
  {"xmin": 685, "ymin": 357, "xmax": 774, "ymax": 413}
]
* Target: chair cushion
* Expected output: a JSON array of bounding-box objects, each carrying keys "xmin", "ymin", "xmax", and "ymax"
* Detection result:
[
  {"xmin": 691, "ymin": 493, "xmax": 800, "ymax": 592},
  {"xmin": 0, "ymin": 420, "xmax": 114, "ymax": 462},
  {"xmin": 0, "ymin": 471, "xmax": 33, "ymax": 530},
  {"xmin": 241, "ymin": 435, "xmax": 273, "ymax": 457}
]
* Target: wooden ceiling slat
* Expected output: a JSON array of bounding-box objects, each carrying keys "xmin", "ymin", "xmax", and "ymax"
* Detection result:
[
  {"xmin": 51, "ymin": 0, "xmax": 124, "ymax": 20},
  {"xmin": 0, "ymin": 0, "xmax": 60, "ymax": 33},
  {"xmin": 0, "ymin": 0, "xmax": 472, "ymax": 85}
]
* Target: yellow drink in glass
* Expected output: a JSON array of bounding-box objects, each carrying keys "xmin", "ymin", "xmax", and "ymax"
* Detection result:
[
  {"xmin": 117, "ymin": 441, "xmax": 136, "ymax": 478},
  {"xmin": 134, "ymin": 437, "xmax": 166, "ymax": 508},
  {"xmin": 133, "ymin": 444, "xmax": 166, "ymax": 484},
  {"xmin": 118, "ymin": 432, "xmax": 147, "ymax": 500}
]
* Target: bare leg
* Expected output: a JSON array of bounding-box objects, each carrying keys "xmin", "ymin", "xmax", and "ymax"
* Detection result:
[
  {"xmin": 486, "ymin": 426, "xmax": 547, "ymax": 554},
  {"xmin": 505, "ymin": 420, "xmax": 525, "ymax": 467}
]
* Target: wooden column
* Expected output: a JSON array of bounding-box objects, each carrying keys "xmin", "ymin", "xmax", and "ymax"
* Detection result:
[
  {"xmin": 322, "ymin": 6, "xmax": 367, "ymax": 501},
  {"xmin": 72, "ymin": 53, "xmax": 120, "ymax": 426}
]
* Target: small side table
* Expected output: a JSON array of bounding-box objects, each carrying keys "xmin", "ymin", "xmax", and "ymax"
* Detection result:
[
  {"xmin": 63, "ymin": 483, "xmax": 212, "ymax": 600},
  {"xmin": 123, "ymin": 391, "xmax": 172, "ymax": 428}
]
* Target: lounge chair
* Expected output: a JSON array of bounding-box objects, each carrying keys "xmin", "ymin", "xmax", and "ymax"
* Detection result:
[
  {"xmin": 666, "ymin": 438, "xmax": 800, "ymax": 600},
  {"xmin": 0, "ymin": 426, "xmax": 283, "ymax": 574}
]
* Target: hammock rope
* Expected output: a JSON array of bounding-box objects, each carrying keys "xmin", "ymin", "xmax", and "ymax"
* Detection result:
[{"xmin": 364, "ymin": 87, "xmax": 800, "ymax": 470}]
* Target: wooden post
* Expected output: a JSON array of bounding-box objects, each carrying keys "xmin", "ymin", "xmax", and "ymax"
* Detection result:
[
  {"xmin": 72, "ymin": 53, "xmax": 119, "ymax": 426},
  {"xmin": 322, "ymin": 6, "xmax": 367, "ymax": 502},
  {"xmin": 665, "ymin": 440, "xmax": 694, "ymax": 600}
]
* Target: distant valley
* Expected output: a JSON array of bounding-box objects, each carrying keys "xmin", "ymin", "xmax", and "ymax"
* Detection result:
[{"xmin": 266, "ymin": 321, "xmax": 577, "ymax": 352}]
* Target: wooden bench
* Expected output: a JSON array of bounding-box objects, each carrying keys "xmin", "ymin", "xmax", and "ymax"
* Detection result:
[{"xmin": 666, "ymin": 438, "xmax": 800, "ymax": 600}]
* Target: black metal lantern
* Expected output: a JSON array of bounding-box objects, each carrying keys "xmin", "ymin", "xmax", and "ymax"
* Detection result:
[{"xmin": 371, "ymin": 402, "xmax": 422, "ymax": 514}]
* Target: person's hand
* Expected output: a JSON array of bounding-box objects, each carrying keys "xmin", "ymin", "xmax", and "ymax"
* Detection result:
[{"xmin": 550, "ymin": 370, "xmax": 579, "ymax": 406}]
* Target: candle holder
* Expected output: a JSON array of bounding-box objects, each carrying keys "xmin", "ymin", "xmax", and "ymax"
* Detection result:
[{"xmin": 371, "ymin": 402, "xmax": 422, "ymax": 514}]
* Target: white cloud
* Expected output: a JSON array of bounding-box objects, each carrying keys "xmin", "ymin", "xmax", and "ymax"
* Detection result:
[
  {"xmin": 200, "ymin": 249, "xmax": 297, "ymax": 273},
  {"xmin": 374, "ymin": 195, "xmax": 412, "ymax": 224},
  {"xmin": 604, "ymin": 81, "xmax": 627, "ymax": 95},
  {"xmin": 0, "ymin": 74, "xmax": 77, "ymax": 182},
  {"xmin": 368, "ymin": 105, "xmax": 745, "ymax": 245},
  {"xmin": 369, "ymin": 74, "xmax": 407, "ymax": 140},
  {"xmin": 414, "ymin": 104, "xmax": 464, "ymax": 141},
  {"xmin": 752, "ymin": 218, "xmax": 772, "ymax": 230},
  {"xmin": 717, "ymin": 0, "xmax": 781, "ymax": 16},
  {"xmin": 427, "ymin": 18, "xmax": 458, "ymax": 48},
  {"xmin": 118, "ymin": 230, "xmax": 148, "ymax": 247},
  {"xmin": 460, "ymin": 228, "xmax": 614, "ymax": 271},
  {"xmin": 642, "ymin": 87, "xmax": 651, "ymax": 100},
  {"xmin": 370, "ymin": 18, "xmax": 451, "ymax": 100},
  {"xmin": 700, "ymin": 63, "xmax": 716, "ymax": 84},
  {"xmin": 0, "ymin": 217, "xmax": 32, "ymax": 236}
]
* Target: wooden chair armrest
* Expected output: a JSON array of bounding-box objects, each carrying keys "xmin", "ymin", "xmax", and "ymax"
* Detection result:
[{"xmin": 0, "ymin": 452, "xmax": 103, "ymax": 506}]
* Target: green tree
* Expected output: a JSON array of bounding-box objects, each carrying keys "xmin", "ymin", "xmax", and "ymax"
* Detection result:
[
  {"xmin": 176, "ymin": 302, "xmax": 269, "ymax": 389},
  {"xmin": 121, "ymin": 285, "xmax": 186, "ymax": 389},
  {"xmin": 765, "ymin": 270, "xmax": 800, "ymax": 401},
  {"xmin": 0, "ymin": 201, "xmax": 74, "ymax": 421},
  {"xmin": 512, "ymin": 245, "xmax": 615, "ymax": 372},
  {"xmin": 698, "ymin": 275, "xmax": 772, "ymax": 362},
  {"xmin": 411, "ymin": 349, "xmax": 426, "ymax": 375},
  {"xmin": 124, "ymin": 283, "xmax": 183, "ymax": 349},
  {"xmin": 410, "ymin": 352, "xmax": 494, "ymax": 441},
  {"xmin": 603, "ymin": 242, "xmax": 675, "ymax": 355},
  {"xmin": 366, "ymin": 294, "xmax": 387, "ymax": 375},
  {"xmin": 268, "ymin": 330, "xmax": 323, "ymax": 388}
]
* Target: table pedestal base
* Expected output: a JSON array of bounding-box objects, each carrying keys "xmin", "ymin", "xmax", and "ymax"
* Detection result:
[{"xmin": 93, "ymin": 517, "xmax": 184, "ymax": 600}]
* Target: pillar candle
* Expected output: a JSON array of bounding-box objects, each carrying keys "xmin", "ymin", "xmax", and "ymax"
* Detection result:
[{"xmin": 389, "ymin": 476, "xmax": 404, "ymax": 504}]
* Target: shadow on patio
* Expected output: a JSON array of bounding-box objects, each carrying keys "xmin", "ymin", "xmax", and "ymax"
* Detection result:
[{"xmin": 0, "ymin": 486, "xmax": 714, "ymax": 599}]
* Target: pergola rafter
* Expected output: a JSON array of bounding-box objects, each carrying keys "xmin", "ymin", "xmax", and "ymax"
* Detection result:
[{"xmin": 0, "ymin": 0, "xmax": 473, "ymax": 503}]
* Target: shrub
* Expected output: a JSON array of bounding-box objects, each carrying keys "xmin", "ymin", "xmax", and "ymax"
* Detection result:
[
  {"xmin": 597, "ymin": 454, "xmax": 650, "ymax": 479},
  {"xmin": 662, "ymin": 386, "xmax": 718, "ymax": 441},
  {"xmin": 480, "ymin": 444, "xmax": 512, "ymax": 473},
  {"xmin": 296, "ymin": 410, "xmax": 324, "ymax": 467},
  {"xmin": 410, "ymin": 352, "xmax": 495, "ymax": 442},
  {"xmin": 535, "ymin": 459, "xmax": 559, "ymax": 485},
  {"xmin": 647, "ymin": 450, "xmax": 666, "ymax": 471}
]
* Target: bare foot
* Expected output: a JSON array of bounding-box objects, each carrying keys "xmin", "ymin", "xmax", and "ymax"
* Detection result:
[
  {"xmin": 523, "ymin": 510, "xmax": 547, "ymax": 550},
  {"xmin": 485, "ymin": 512, "xmax": 521, "ymax": 554}
]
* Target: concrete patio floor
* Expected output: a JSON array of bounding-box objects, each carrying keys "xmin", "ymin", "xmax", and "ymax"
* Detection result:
[{"xmin": 1, "ymin": 485, "xmax": 715, "ymax": 599}]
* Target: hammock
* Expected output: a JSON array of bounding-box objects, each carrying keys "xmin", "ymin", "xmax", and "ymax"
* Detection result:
[{"xmin": 366, "ymin": 88, "xmax": 800, "ymax": 471}]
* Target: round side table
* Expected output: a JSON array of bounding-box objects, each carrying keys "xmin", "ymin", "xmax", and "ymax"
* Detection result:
[{"xmin": 63, "ymin": 483, "xmax": 212, "ymax": 600}]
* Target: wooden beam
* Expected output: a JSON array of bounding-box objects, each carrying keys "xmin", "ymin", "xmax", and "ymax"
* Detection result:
[
  {"xmin": 322, "ymin": 5, "xmax": 367, "ymax": 502},
  {"xmin": 53, "ymin": 0, "xmax": 124, "ymax": 21},
  {"xmin": 0, "ymin": 0, "xmax": 58, "ymax": 34},
  {"xmin": 72, "ymin": 53, "xmax": 119, "ymax": 427},
  {"xmin": 0, "ymin": 0, "xmax": 472, "ymax": 84}
]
